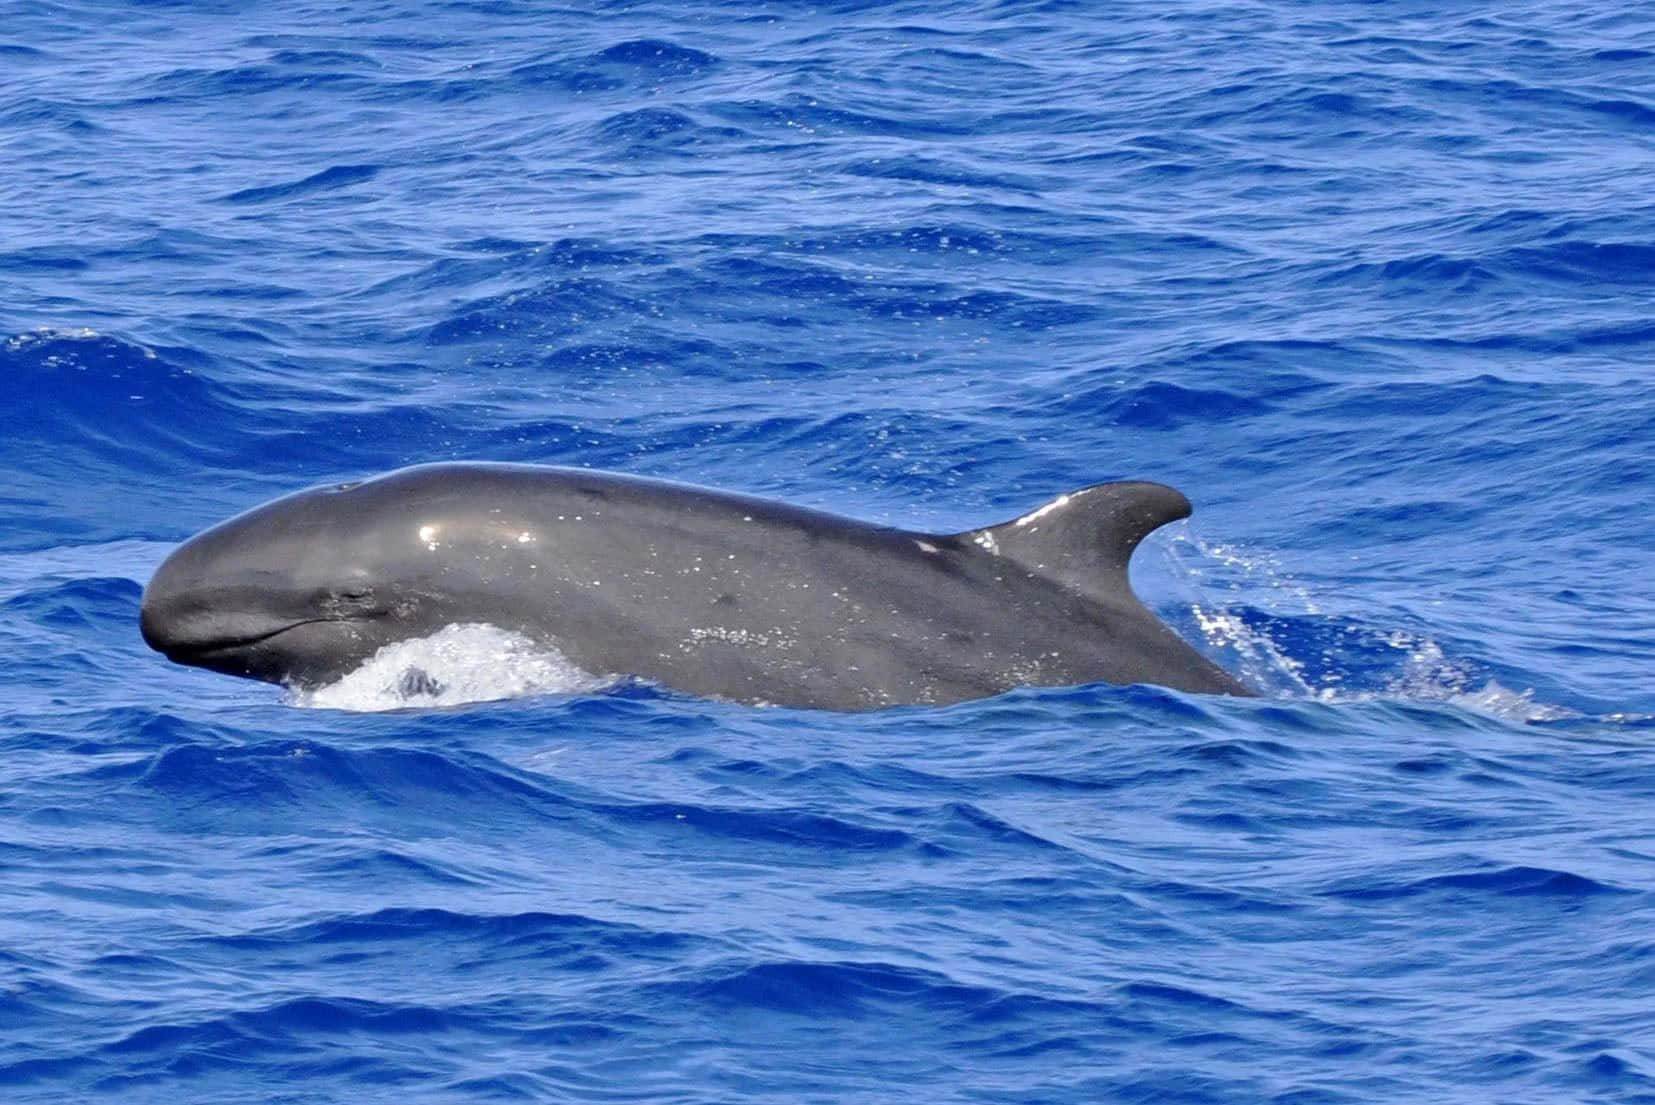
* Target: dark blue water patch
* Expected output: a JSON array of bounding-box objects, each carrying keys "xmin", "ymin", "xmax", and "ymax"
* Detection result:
[
  {"xmin": 528, "ymin": 336, "xmax": 732, "ymax": 377},
  {"xmin": 128, "ymin": 64, "xmax": 367, "ymax": 106},
  {"xmin": 16, "ymin": 708, "xmax": 222, "ymax": 762},
  {"xmin": 365, "ymin": 236, "xmax": 662, "ymax": 303},
  {"xmin": 593, "ymin": 106, "xmax": 699, "ymax": 147},
  {"xmin": 0, "ymin": 96, "xmax": 89, "ymax": 131},
  {"xmin": 1321, "ymin": 374, "xmax": 1561, "ymax": 419},
  {"xmin": 706, "ymin": 93, "xmax": 972, "ymax": 140},
  {"xmin": 596, "ymin": 115, "xmax": 753, "ymax": 159},
  {"xmin": 1185, "ymin": 77, "xmax": 1439, "ymax": 138},
  {"xmin": 677, "ymin": 958, "xmax": 1014, "ymax": 1017},
  {"xmin": 592, "ymin": 798, "xmax": 926, "ymax": 857},
  {"xmin": 511, "ymin": 39, "xmax": 718, "ymax": 94},
  {"xmin": 1507, "ymin": 239, "xmax": 1655, "ymax": 286},
  {"xmin": 606, "ymin": 408, "xmax": 987, "ymax": 489},
  {"xmin": 1315, "ymin": 252, "xmax": 1504, "ymax": 294},
  {"xmin": 1336, "ymin": 498, "xmax": 1490, "ymax": 539},
  {"xmin": 4, "ymin": 574, "xmax": 138, "ymax": 620},
  {"xmin": 0, "ymin": 331, "xmax": 234, "ymax": 461},
  {"xmin": 914, "ymin": 288, "xmax": 1103, "ymax": 328},
  {"xmin": 589, "ymin": 38, "xmax": 718, "ymax": 75},
  {"xmin": 128, "ymin": 740, "xmax": 560, "ymax": 823},
  {"xmin": 1063, "ymin": 380, "xmax": 1276, "ymax": 430},
  {"xmin": 366, "ymin": 72, "xmax": 493, "ymax": 105},
  {"xmin": 424, "ymin": 277, "xmax": 645, "ymax": 346},
  {"xmin": 0, "ymin": 335, "xmax": 261, "ymax": 546},
  {"xmin": 1310, "ymin": 230, "xmax": 1655, "ymax": 302},
  {"xmin": 678, "ymin": 751, "xmax": 967, "ymax": 803},
  {"xmin": 0, "ymin": 246, "xmax": 89, "ymax": 273},
  {"xmin": 842, "ymin": 154, "xmax": 1046, "ymax": 195},
  {"xmin": 261, "ymin": 48, "xmax": 385, "ymax": 72},
  {"xmin": 507, "ymin": 61, "xmax": 620, "ymax": 95},
  {"xmin": 1328, "ymin": 864, "xmax": 1637, "ymax": 904},
  {"xmin": 1166, "ymin": 736, "xmax": 1304, "ymax": 773},
  {"xmin": 0, "ymin": 1058, "xmax": 91, "ymax": 1092},
  {"xmin": 219, "ymin": 164, "xmax": 381, "ymax": 206},
  {"xmin": 1593, "ymin": 48, "xmax": 1653, "ymax": 62},
  {"xmin": 213, "ymin": 906, "xmax": 693, "ymax": 955},
  {"xmin": 92, "ymin": 995, "xmax": 464, "ymax": 1080},
  {"xmin": 777, "ymin": 221, "xmax": 1128, "ymax": 264},
  {"xmin": 1406, "ymin": 73, "xmax": 1655, "ymax": 134},
  {"xmin": 691, "ymin": 252, "xmax": 896, "ymax": 303}
]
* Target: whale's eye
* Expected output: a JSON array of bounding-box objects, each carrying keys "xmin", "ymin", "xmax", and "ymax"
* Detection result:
[{"xmin": 324, "ymin": 585, "xmax": 378, "ymax": 616}]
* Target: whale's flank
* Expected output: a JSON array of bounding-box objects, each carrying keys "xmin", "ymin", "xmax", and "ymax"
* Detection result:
[{"xmin": 141, "ymin": 463, "xmax": 1254, "ymax": 709}]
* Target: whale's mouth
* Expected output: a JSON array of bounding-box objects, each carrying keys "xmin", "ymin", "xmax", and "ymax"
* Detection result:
[
  {"xmin": 148, "ymin": 615, "xmax": 382, "ymax": 685},
  {"xmin": 157, "ymin": 619, "xmax": 327, "ymax": 662}
]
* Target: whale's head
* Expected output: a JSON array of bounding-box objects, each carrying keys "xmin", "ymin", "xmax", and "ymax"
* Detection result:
[{"xmin": 140, "ymin": 468, "xmax": 535, "ymax": 687}]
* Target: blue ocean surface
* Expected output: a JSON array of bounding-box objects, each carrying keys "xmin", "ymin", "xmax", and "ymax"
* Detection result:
[{"xmin": 4, "ymin": 1, "xmax": 1655, "ymax": 1101}]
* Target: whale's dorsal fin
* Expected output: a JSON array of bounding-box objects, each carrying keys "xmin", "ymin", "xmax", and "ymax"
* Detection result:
[{"xmin": 952, "ymin": 481, "xmax": 1192, "ymax": 603}]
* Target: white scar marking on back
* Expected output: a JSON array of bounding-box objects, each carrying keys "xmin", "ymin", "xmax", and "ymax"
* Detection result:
[
  {"xmin": 914, "ymin": 540, "xmax": 939, "ymax": 554},
  {"xmin": 973, "ymin": 531, "xmax": 998, "ymax": 554},
  {"xmin": 418, "ymin": 524, "xmax": 440, "ymax": 551},
  {"xmin": 1014, "ymin": 492, "xmax": 1072, "ymax": 527}
]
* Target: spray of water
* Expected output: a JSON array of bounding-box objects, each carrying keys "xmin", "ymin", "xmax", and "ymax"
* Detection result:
[
  {"xmin": 1166, "ymin": 533, "xmax": 1578, "ymax": 723},
  {"xmin": 291, "ymin": 624, "xmax": 608, "ymax": 712}
]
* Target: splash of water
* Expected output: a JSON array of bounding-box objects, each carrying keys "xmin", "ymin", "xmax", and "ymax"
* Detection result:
[
  {"xmin": 291, "ymin": 623, "xmax": 607, "ymax": 712},
  {"xmin": 1167, "ymin": 534, "xmax": 1578, "ymax": 723}
]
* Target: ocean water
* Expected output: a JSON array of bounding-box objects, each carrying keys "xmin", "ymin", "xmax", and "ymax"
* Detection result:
[{"xmin": 4, "ymin": 1, "xmax": 1655, "ymax": 1101}]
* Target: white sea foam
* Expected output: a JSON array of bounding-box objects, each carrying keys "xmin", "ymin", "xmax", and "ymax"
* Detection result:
[
  {"xmin": 1168, "ymin": 533, "xmax": 1578, "ymax": 722},
  {"xmin": 1446, "ymin": 681, "xmax": 1580, "ymax": 723},
  {"xmin": 291, "ymin": 623, "xmax": 607, "ymax": 712},
  {"xmin": 1167, "ymin": 531, "xmax": 1333, "ymax": 696}
]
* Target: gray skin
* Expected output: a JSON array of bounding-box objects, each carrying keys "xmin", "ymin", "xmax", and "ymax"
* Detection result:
[{"xmin": 140, "ymin": 463, "xmax": 1254, "ymax": 709}]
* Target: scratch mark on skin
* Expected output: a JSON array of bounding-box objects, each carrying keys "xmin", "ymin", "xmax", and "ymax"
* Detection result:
[{"xmin": 1014, "ymin": 490, "xmax": 1084, "ymax": 528}]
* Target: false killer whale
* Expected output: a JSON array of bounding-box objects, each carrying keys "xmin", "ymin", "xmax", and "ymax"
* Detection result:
[{"xmin": 139, "ymin": 463, "xmax": 1254, "ymax": 709}]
